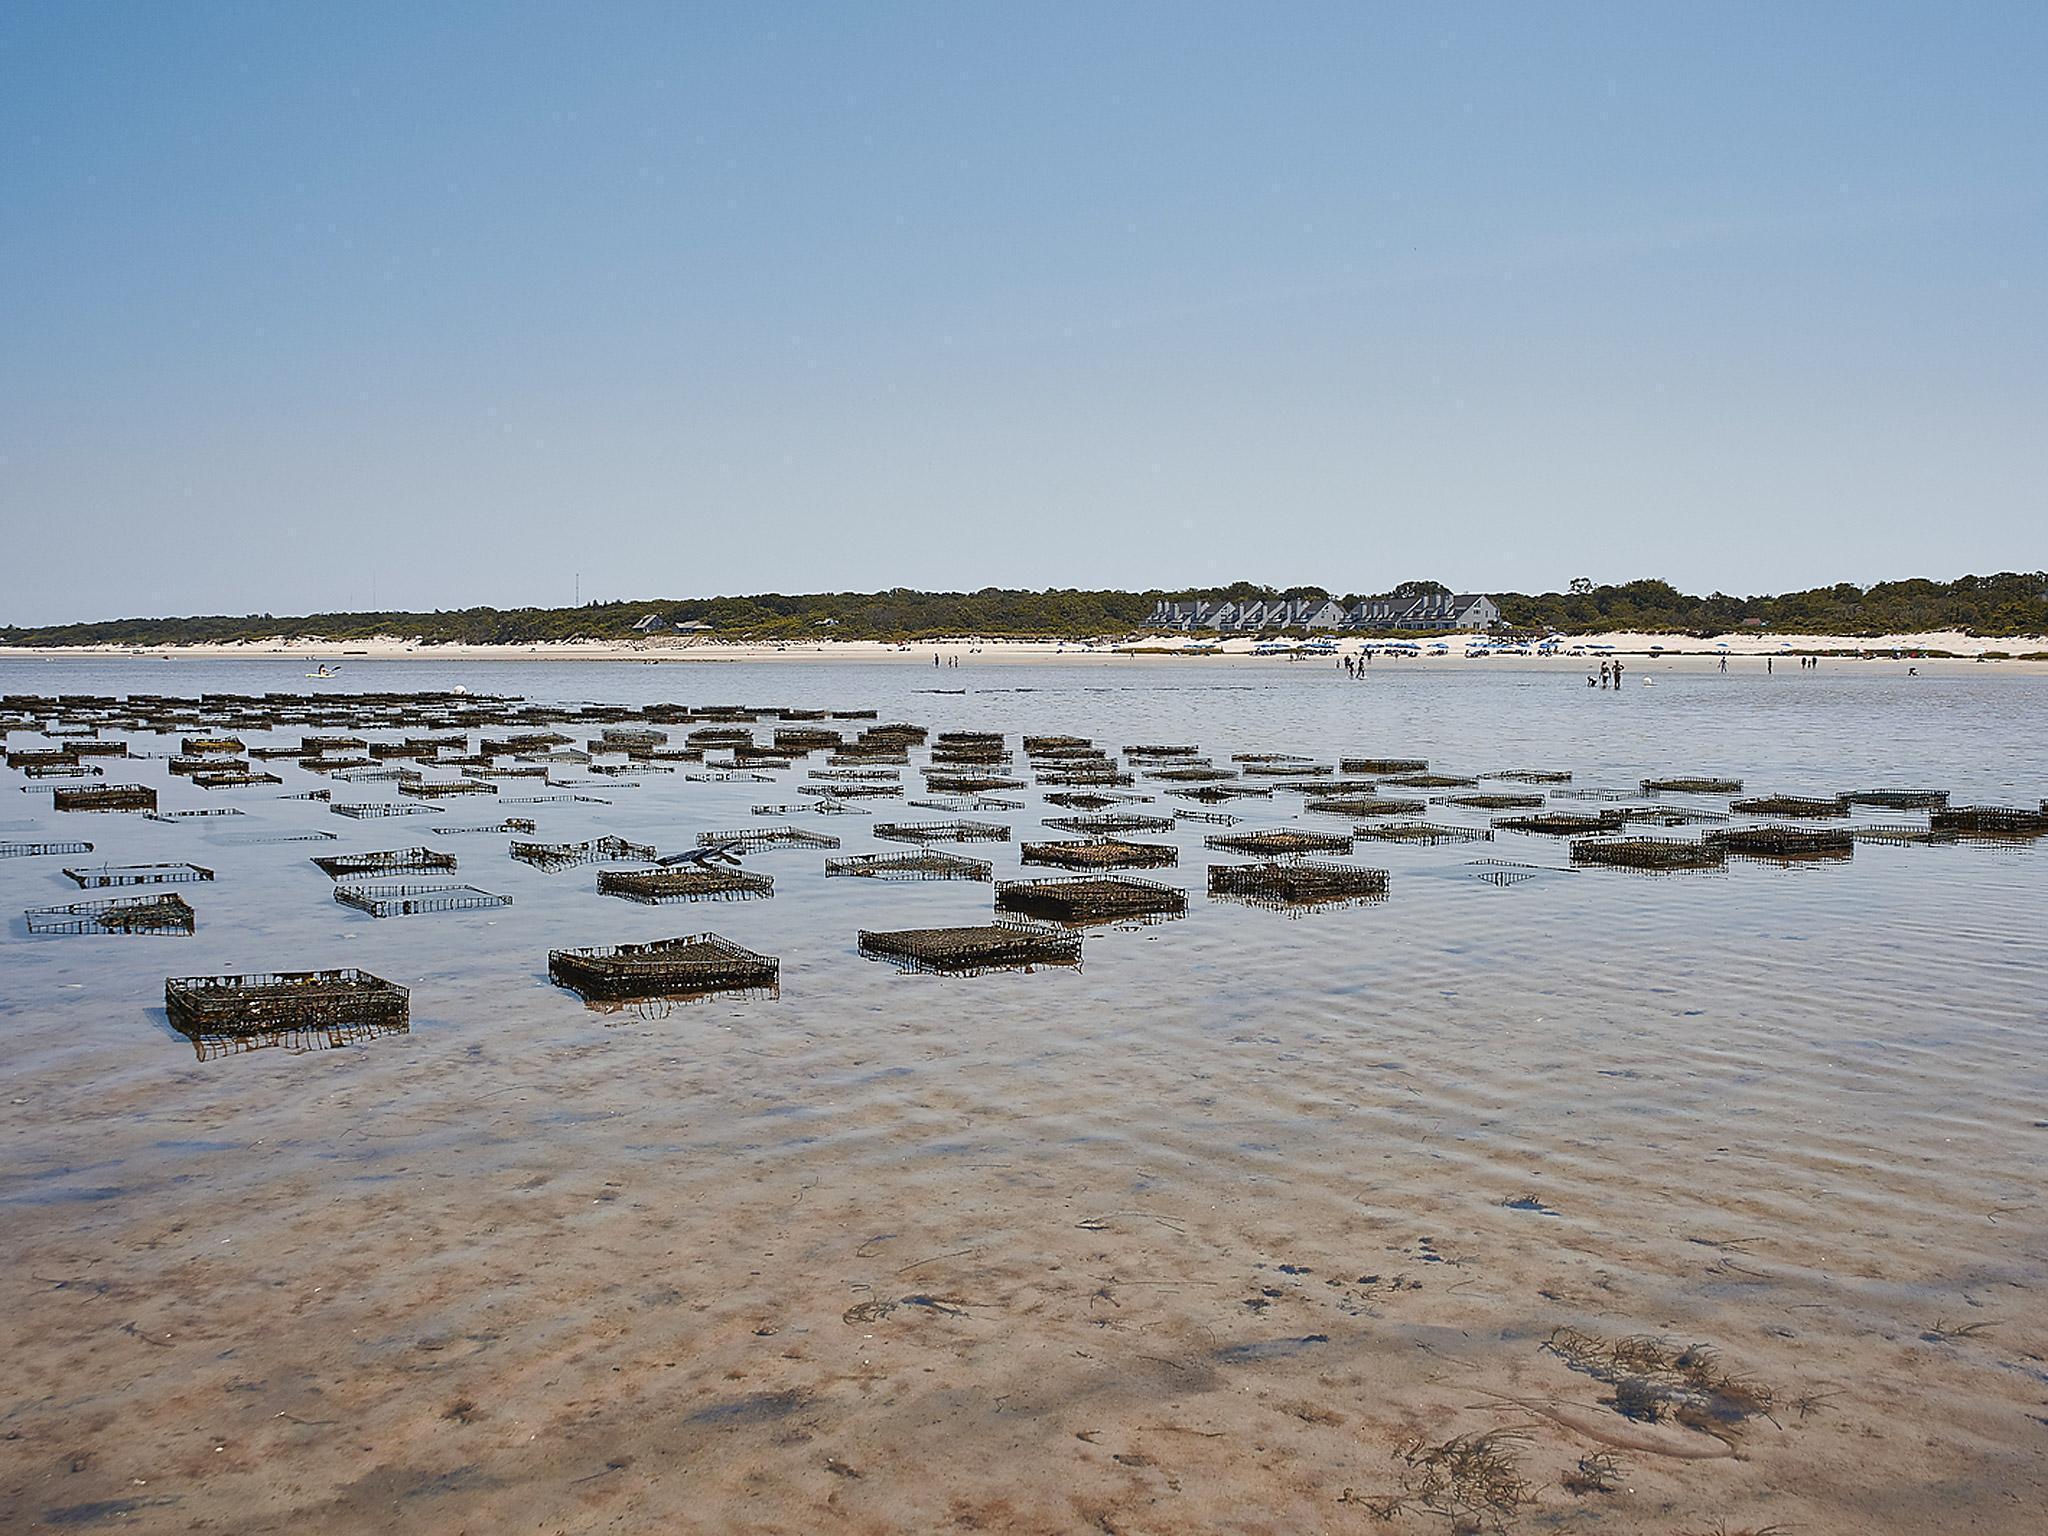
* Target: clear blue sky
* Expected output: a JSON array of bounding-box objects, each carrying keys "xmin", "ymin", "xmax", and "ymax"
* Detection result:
[{"xmin": 2, "ymin": 2, "xmax": 2042, "ymax": 623}]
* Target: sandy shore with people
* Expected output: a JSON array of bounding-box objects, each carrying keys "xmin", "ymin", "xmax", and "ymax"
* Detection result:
[{"xmin": 2, "ymin": 628, "xmax": 2044, "ymax": 669}]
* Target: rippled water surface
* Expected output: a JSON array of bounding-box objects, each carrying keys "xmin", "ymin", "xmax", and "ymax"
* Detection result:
[{"xmin": 3, "ymin": 655, "xmax": 2045, "ymax": 1535}]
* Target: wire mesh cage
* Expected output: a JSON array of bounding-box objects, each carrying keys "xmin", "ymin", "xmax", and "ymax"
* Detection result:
[
  {"xmin": 597, "ymin": 866, "xmax": 775, "ymax": 903},
  {"xmin": 164, "ymin": 968, "xmax": 409, "ymax": 1059},
  {"xmin": 696, "ymin": 825, "xmax": 842, "ymax": 851},
  {"xmin": 823, "ymin": 849, "xmax": 994, "ymax": 881},
  {"xmin": 1205, "ymin": 827, "xmax": 1355, "ymax": 855},
  {"xmin": 1491, "ymin": 811, "xmax": 1626, "ymax": 836},
  {"xmin": 64, "ymin": 862, "xmax": 214, "ymax": 888},
  {"xmin": 1350, "ymin": 821, "xmax": 1494, "ymax": 844},
  {"xmin": 1206, "ymin": 860, "xmax": 1389, "ymax": 911},
  {"xmin": 1021, "ymin": 837, "xmax": 1178, "ymax": 870},
  {"xmin": 1640, "ymin": 776, "xmax": 1743, "ymax": 795},
  {"xmin": 857, "ymin": 918, "xmax": 1082, "ymax": 975},
  {"xmin": 549, "ymin": 933, "xmax": 780, "ymax": 1002},
  {"xmin": 995, "ymin": 874, "xmax": 1187, "ymax": 925},
  {"xmin": 1729, "ymin": 794, "xmax": 1850, "ymax": 819},
  {"xmin": 1707, "ymin": 825, "xmax": 1855, "ymax": 861},
  {"xmin": 509, "ymin": 835, "xmax": 658, "ymax": 870},
  {"xmin": 52, "ymin": 784, "xmax": 156, "ymax": 813},
  {"xmin": 1569, "ymin": 837, "xmax": 1728, "ymax": 872},
  {"xmin": 313, "ymin": 847, "xmax": 458, "ymax": 879},
  {"xmin": 333, "ymin": 880, "xmax": 513, "ymax": 917},
  {"xmin": 1929, "ymin": 805, "xmax": 2048, "ymax": 839},
  {"xmin": 873, "ymin": 820, "xmax": 1012, "ymax": 845},
  {"xmin": 26, "ymin": 893, "xmax": 196, "ymax": 935}
]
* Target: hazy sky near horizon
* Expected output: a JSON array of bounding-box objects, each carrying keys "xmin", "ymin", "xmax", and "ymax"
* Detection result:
[{"xmin": 2, "ymin": 2, "xmax": 2043, "ymax": 625}]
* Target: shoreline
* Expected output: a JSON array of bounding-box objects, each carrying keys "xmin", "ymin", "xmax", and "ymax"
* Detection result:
[{"xmin": 2, "ymin": 627, "xmax": 2045, "ymax": 670}]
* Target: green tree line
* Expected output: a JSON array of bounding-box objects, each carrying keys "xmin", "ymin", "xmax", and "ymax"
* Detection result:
[{"xmin": 3, "ymin": 573, "xmax": 2044, "ymax": 646}]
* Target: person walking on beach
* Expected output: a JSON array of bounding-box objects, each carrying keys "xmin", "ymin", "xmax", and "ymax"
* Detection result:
[
  {"xmin": 1767, "ymin": 656, "xmax": 1773, "ymax": 674},
  {"xmin": 1719, "ymin": 654, "xmax": 1728, "ymax": 673}
]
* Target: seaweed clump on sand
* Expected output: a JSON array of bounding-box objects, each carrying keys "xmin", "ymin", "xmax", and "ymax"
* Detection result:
[
  {"xmin": 1359, "ymin": 1430, "xmax": 1534, "ymax": 1532},
  {"xmin": 1543, "ymin": 1327, "xmax": 1774, "ymax": 1442}
]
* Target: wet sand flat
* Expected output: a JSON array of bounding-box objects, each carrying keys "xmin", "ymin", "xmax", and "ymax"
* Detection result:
[{"xmin": 3, "ymin": 658, "xmax": 2045, "ymax": 1534}]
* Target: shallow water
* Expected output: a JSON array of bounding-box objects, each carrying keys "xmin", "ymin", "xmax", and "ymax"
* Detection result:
[{"xmin": 3, "ymin": 656, "xmax": 2045, "ymax": 1534}]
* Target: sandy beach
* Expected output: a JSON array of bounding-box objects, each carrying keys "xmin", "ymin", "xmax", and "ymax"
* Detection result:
[{"xmin": 3, "ymin": 628, "xmax": 2044, "ymax": 670}]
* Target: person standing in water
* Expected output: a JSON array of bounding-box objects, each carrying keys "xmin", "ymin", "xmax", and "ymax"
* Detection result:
[
  {"xmin": 1599, "ymin": 660, "xmax": 1611, "ymax": 689},
  {"xmin": 1612, "ymin": 659, "xmax": 1624, "ymax": 689}
]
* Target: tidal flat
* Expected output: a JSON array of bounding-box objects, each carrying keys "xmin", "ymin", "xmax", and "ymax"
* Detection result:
[{"xmin": 3, "ymin": 657, "xmax": 2044, "ymax": 1535}]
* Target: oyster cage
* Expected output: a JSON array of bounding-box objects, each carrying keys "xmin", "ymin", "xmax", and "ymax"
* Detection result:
[
  {"xmin": 1021, "ymin": 837, "xmax": 1178, "ymax": 870},
  {"xmin": 1569, "ymin": 837, "xmax": 1728, "ymax": 872},
  {"xmin": 313, "ymin": 847, "xmax": 458, "ymax": 879},
  {"xmin": 597, "ymin": 866, "xmax": 775, "ymax": 904},
  {"xmin": 1730, "ymin": 794, "xmax": 1849, "ymax": 819},
  {"xmin": 1351, "ymin": 821, "xmax": 1493, "ymax": 844},
  {"xmin": 824, "ymin": 849, "xmax": 993, "ymax": 881},
  {"xmin": 1205, "ymin": 828, "xmax": 1354, "ymax": 856},
  {"xmin": 1841, "ymin": 788, "xmax": 1950, "ymax": 810},
  {"xmin": 1207, "ymin": 860, "xmax": 1389, "ymax": 911},
  {"xmin": 1641, "ymin": 776, "xmax": 1743, "ymax": 795},
  {"xmin": 549, "ymin": 933, "xmax": 779, "ymax": 1003},
  {"xmin": 1707, "ymin": 826, "xmax": 1855, "ymax": 861},
  {"xmin": 1308, "ymin": 796, "xmax": 1423, "ymax": 818},
  {"xmin": 64, "ymin": 861, "xmax": 214, "ymax": 889},
  {"xmin": 53, "ymin": 784, "xmax": 156, "ymax": 813},
  {"xmin": 333, "ymin": 881, "xmax": 513, "ymax": 917},
  {"xmin": 26, "ymin": 893, "xmax": 196, "ymax": 936},
  {"xmin": 1042, "ymin": 811, "xmax": 1174, "ymax": 835},
  {"xmin": 857, "ymin": 918, "xmax": 1082, "ymax": 976},
  {"xmin": 0, "ymin": 839, "xmax": 94, "ymax": 859},
  {"xmin": 873, "ymin": 819, "xmax": 1011, "ymax": 845},
  {"xmin": 510, "ymin": 836, "xmax": 657, "ymax": 870},
  {"xmin": 163, "ymin": 968, "xmax": 409, "ymax": 1060},
  {"xmin": 995, "ymin": 874, "xmax": 1187, "ymax": 925},
  {"xmin": 1929, "ymin": 805, "xmax": 2048, "ymax": 840},
  {"xmin": 697, "ymin": 825, "xmax": 841, "ymax": 851},
  {"xmin": 1492, "ymin": 811, "xmax": 1625, "ymax": 836}
]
